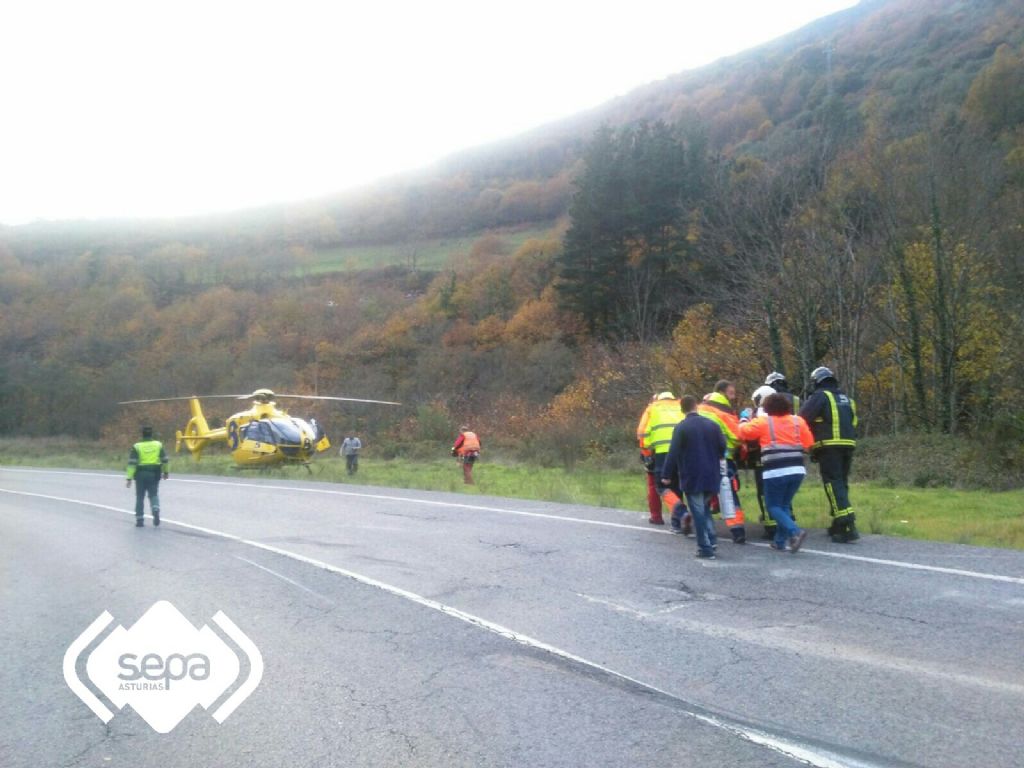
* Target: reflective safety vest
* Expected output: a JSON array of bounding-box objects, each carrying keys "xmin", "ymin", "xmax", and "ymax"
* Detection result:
[
  {"xmin": 803, "ymin": 389, "xmax": 857, "ymax": 449},
  {"xmin": 697, "ymin": 393, "xmax": 741, "ymax": 459},
  {"xmin": 739, "ymin": 414, "xmax": 813, "ymax": 472},
  {"xmin": 460, "ymin": 431, "xmax": 481, "ymax": 453},
  {"xmin": 127, "ymin": 439, "xmax": 167, "ymax": 479},
  {"xmin": 641, "ymin": 399, "xmax": 682, "ymax": 455}
]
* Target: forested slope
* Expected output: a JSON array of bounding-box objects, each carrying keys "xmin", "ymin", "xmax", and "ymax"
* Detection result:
[{"xmin": 1, "ymin": 0, "xmax": 1022, "ymax": 478}]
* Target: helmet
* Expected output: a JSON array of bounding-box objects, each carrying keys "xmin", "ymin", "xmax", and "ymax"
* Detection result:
[
  {"xmin": 810, "ymin": 366, "xmax": 835, "ymax": 385},
  {"xmin": 751, "ymin": 385, "xmax": 775, "ymax": 405},
  {"xmin": 656, "ymin": 391, "xmax": 675, "ymax": 400},
  {"xmin": 765, "ymin": 372, "xmax": 787, "ymax": 387}
]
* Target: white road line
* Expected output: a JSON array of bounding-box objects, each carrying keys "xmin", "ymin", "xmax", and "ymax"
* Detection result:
[
  {"xmin": 0, "ymin": 486, "xmax": 881, "ymax": 768},
  {"xmin": 232, "ymin": 555, "xmax": 328, "ymax": 601},
  {"xmin": 3, "ymin": 467, "xmax": 1024, "ymax": 586},
  {"xmin": 1, "ymin": 468, "xmax": 652, "ymax": 532},
  {"xmin": 748, "ymin": 542, "xmax": 1024, "ymax": 585}
]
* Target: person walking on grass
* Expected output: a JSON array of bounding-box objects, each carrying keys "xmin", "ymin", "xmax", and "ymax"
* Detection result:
[
  {"xmin": 340, "ymin": 435, "xmax": 362, "ymax": 475},
  {"xmin": 126, "ymin": 425, "xmax": 169, "ymax": 528},
  {"xmin": 661, "ymin": 395, "xmax": 726, "ymax": 560},
  {"xmin": 739, "ymin": 393, "xmax": 814, "ymax": 553},
  {"xmin": 451, "ymin": 425, "xmax": 481, "ymax": 485}
]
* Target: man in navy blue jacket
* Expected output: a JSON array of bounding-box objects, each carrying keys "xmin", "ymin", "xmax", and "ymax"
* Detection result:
[{"xmin": 661, "ymin": 395, "xmax": 727, "ymax": 559}]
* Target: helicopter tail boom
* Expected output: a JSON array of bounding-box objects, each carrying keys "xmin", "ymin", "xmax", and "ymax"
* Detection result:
[{"xmin": 175, "ymin": 398, "xmax": 226, "ymax": 459}]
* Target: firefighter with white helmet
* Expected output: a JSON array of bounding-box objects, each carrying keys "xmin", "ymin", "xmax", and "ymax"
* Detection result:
[
  {"xmin": 765, "ymin": 371, "xmax": 799, "ymax": 413},
  {"xmin": 746, "ymin": 384, "xmax": 779, "ymax": 538}
]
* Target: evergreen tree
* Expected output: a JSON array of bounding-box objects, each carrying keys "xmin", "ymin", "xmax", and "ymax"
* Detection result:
[{"xmin": 556, "ymin": 122, "xmax": 694, "ymax": 341}]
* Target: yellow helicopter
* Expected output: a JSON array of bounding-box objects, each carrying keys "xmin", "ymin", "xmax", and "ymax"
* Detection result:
[{"xmin": 119, "ymin": 389, "xmax": 400, "ymax": 469}]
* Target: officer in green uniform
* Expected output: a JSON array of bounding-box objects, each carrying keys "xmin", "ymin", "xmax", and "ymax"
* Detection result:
[{"xmin": 126, "ymin": 426, "xmax": 169, "ymax": 527}]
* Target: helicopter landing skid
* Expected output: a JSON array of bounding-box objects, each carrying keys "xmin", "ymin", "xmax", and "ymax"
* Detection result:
[{"xmin": 230, "ymin": 463, "xmax": 312, "ymax": 474}]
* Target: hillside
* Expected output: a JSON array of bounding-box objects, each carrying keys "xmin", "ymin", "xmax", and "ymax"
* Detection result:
[
  {"xmin": 7, "ymin": 0, "xmax": 1020, "ymax": 256},
  {"xmin": 321, "ymin": 0, "xmax": 1023, "ymax": 245},
  {"xmin": 1, "ymin": 0, "xmax": 1023, "ymax": 481}
]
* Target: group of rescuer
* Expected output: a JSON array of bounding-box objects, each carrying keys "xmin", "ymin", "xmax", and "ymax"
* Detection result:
[{"xmin": 637, "ymin": 366, "xmax": 858, "ymax": 557}]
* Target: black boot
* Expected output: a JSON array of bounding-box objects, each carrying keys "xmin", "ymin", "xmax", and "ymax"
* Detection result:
[
  {"xmin": 135, "ymin": 517, "xmax": 144, "ymax": 527},
  {"xmin": 831, "ymin": 514, "xmax": 857, "ymax": 543},
  {"xmin": 153, "ymin": 511, "xmax": 160, "ymax": 527}
]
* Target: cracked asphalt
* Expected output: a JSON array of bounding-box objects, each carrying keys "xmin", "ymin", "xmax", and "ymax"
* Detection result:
[{"xmin": 1, "ymin": 467, "xmax": 1022, "ymax": 768}]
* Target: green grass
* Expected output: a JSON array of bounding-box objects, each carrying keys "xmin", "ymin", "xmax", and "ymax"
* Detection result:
[
  {"xmin": 303, "ymin": 225, "xmax": 556, "ymax": 275},
  {"xmin": 2, "ymin": 438, "xmax": 1022, "ymax": 550}
]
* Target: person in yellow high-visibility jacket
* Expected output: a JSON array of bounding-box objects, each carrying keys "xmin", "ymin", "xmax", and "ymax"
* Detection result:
[
  {"xmin": 126, "ymin": 426, "xmax": 169, "ymax": 527},
  {"xmin": 637, "ymin": 392, "xmax": 689, "ymax": 532}
]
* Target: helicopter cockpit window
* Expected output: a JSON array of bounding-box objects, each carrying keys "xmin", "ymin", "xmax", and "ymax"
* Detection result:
[
  {"xmin": 242, "ymin": 420, "xmax": 274, "ymax": 444},
  {"xmin": 268, "ymin": 418, "xmax": 303, "ymax": 447}
]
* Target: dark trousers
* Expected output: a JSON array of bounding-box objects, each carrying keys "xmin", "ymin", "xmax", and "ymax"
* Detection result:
[
  {"xmin": 135, "ymin": 470, "xmax": 161, "ymax": 519},
  {"xmin": 460, "ymin": 453, "xmax": 477, "ymax": 484},
  {"xmin": 345, "ymin": 454, "xmax": 359, "ymax": 474},
  {"xmin": 817, "ymin": 446, "xmax": 854, "ymax": 523},
  {"xmin": 754, "ymin": 466, "xmax": 769, "ymax": 525}
]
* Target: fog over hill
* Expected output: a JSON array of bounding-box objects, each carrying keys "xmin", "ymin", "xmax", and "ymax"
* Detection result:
[{"xmin": 7, "ymin": 0, "xmax": 1017, "ymax": 255}]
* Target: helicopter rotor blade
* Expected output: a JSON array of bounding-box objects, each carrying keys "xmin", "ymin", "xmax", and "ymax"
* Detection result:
[
  {"xmin": 120, "ymin": 393, "xmax": 401, "ymax": 406},
  {"xmin": 118, "ymin": 395, "xmax": 250, "ymax": 405},
  {"xmin": 269, "ymin": 394, "xmax": 402, "ymax": 406}
]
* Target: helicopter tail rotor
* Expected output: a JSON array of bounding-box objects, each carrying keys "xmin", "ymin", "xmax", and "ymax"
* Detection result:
[{"xmin": 176, "ymin": 398, "xmax": 214, "ymax": 459}]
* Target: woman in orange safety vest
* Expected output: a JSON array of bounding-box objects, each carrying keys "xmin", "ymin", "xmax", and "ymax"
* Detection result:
[{"xmin": 738, "ymin": 393, "xmax": 814, "ymax": 553}]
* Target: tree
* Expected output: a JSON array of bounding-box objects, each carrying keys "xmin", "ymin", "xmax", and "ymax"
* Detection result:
[
  {"xmin": 556, "ymin": 122, "xmax": 696, "ymax": 341},
  {"xmin": 963, "ymin": 44, "xmax": 1024, "ymax": 137}
]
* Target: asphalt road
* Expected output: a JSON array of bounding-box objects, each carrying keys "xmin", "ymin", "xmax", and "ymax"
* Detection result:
[{"xmin": 1, "ymin": 467, "xmax": 1022, "ymax": 768}]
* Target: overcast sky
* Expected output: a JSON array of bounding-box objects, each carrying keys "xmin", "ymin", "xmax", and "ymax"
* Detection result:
[{"xmin": 0, "ymin": 1, "xmax": 857, "ymax": 225}]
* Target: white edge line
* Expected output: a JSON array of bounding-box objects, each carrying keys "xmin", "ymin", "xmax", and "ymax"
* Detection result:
[
  {"xmin": 0, "ymin": 467, "xmax": 654, "ymax": 532},
  {"xmin": 748, "ymin": 542, "xmax": 1024, "ymax": 585},
  {"xmin": 7, "ymin": 485, "xmax": 864, "ymax": 768},
  {"xmin": 3, "ymin": 468, "xmax": 1023, "ymax": 586},
  {"xmin": 233, "ymin": 555, "xmax": 326, "ymax": 599}
]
